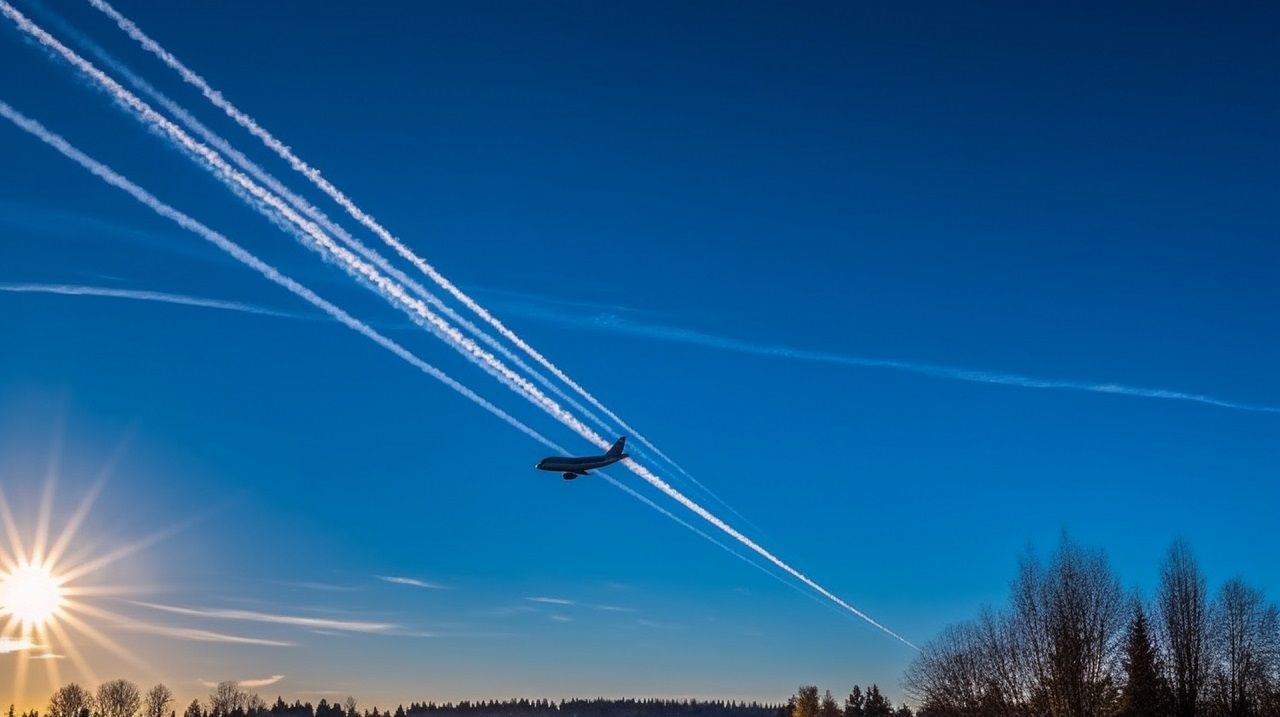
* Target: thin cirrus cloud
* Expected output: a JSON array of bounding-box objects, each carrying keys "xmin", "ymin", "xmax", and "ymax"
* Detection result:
[
  {"xmin": 114, "ymin": 620, "xmax": 295, "ymax": 647},
  {"xmin": 199, "ymin": 675, "xmax": 285, "ymax": 689},
  {"xmin": 6, "ymin": 281, "xmax": 1277, "ymax": 417},
  {"xmin": 525, "ymin": 596, "xmax": 575, "ymax": 606},
  {"xmin": 129, "ymin": 601, "xmax": 397, "ymax": 633},
  {"xmin": 0, "ymin": 282, "xmax": 306, "ymax": 319},
  {"xmin": 378, "ymin": 576, "xmax": 448, "ymax": 590},
  {"xmin": 525, "ymin": 597, "xmax": 634, "ymax": 613}
]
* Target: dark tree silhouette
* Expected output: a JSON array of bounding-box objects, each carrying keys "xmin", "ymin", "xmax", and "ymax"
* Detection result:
[
  {"xmin": 1158, "ymin": 540, "xmax": 1209, "ymax": 717},
  {"xmin": 859, "ymin": 688, "xmax": 890, "ymax": 717},
  {"xmin": 790, "ymin": 688, "xmax": 819, "ymax": 717},
  {"xmin": 95, "ymin": 680, "xmax": 141, "ymax": 717},
  {"xmin": 817, "ymin": 693, "xmax": 837, "ymax": 717},
  {"xmin": 47, "ymin": 684, "xmax": 93, "ymax": 717},
  {"xmin": 1208, "ymin": 578, "xmax": 1279, "ymax": 717},
  {"xmin": 1116, "ymin": 604, "xmax": 1168, "ymax": 717},
  {"xmin": 841, "ymin": 688, "xmax": 863, "ymax": 717}
]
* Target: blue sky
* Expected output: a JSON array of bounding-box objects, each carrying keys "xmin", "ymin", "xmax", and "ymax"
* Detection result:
[{"xmin": 1, "ymin": 0, "xmax": 1278, "ymax": 709}]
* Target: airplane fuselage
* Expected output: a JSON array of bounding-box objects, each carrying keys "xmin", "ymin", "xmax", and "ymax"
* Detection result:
[
  {"xmin": 536, "ymin": 454, "xmax": 624, "ymax": 474},
  {"xmin": 536, "ymin": 437, "xmax": 630, "ymax": 479},
  {"xmin": 535, "ymin": 435, "xmax": 629, "ymax": 478}
]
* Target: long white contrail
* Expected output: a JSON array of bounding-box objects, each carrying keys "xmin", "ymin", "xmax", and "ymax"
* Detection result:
[
  {"xmin": 0, "ymin": 282, "xmax": 305, "ymax": 319},
  {"xmin": 0, "ymin": 101, "xmax": 761, "ymax": 577},
  {"xmin": 523, "ymin": 308, "xmax": 1280, "ymax": 416},
  {"xmin": 84, "ymin": 0, "xmax": 731, "ymax": 501},
  {"xmin": 0, "ymin": 104, "xmax": 779, "ymax": 627},
  {"xmin": 48, "ymin": 15, "xmax": 629, "ymax": 442},
  {"xmin": 0, "ymin": 0, "xmax": 581, "ymax": 431},
  {"xmin": 34, "ymin": 0, "xmax": 752, "ymax": 528},
  {"xmin": 4, "ymin": 6, "xmax": 912, "ymax": 648},
  {"xmin": 0, "ymin": 99, "xmax": 544, "ymax": 449}
]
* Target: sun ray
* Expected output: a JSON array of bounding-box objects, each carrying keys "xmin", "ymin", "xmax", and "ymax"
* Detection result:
[
  {"xmin": 31, "ymin": 424, "xmax": 65, "ymax": 567},
  {"xmin": 34, "ymin": 620, "xmax": 61, "ymax": 692},
  {"xmin": 44, "ymin": 430, "xmax": 133, "ymax": 569},
  {"xmin": 13, "ymin": 620, "xmax": 33, "ymax": 709},
  {"xmin": 0, "ymin": 486, "xmax": 29, "ymax": 566},
  {"xmin": 45, "ymin": 614, "xmax": 97, "ymax": 686},
  {"xmin": 58, "ymin": 510, "xmax": 203, "ymax": 584},
  {"xmin": 61, "ymin": 584, "xmax": 156, "ymax": 598},
  {"xmin": 59, "ymin": 604, "xmax": 152, "ymax": 675}
]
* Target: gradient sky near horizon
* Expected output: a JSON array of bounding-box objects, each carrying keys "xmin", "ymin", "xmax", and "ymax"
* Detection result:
[{"xmin": 1, "ymin": 0, "xmax": 1278, "ymax": 710}]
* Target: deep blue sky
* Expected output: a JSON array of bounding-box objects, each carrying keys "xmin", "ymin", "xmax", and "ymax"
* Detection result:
[{"xmin": 1, "ymin": 0, "xmax": 1277, "ymax": 708}]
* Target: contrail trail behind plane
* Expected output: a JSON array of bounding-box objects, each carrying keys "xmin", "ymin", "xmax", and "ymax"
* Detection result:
[
  {"xmin": 0, "ymin": 100, "xmax": 542, "ymax": 450},
  {"xmin": 0, "ymin": 101, "xmax": 768, "ymax": 591},
  {"xmin": 83, "ymin": 0, "xmax": 749, "ymax": 516},
  {"xmin": 2, "ymin": 3, "xmax": 914, "ymax": 648}
]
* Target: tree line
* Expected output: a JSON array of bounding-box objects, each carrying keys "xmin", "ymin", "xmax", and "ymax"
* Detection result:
[
  {"xmin": 904, "ymin": 537, "xmax": 1280, "ymax": 717},
  {"xmin": 16, "ymin": 683, "xmax": 784, "ymax": 717},
  {"xmin": 784, "ymin": 684, "xmax": 914, "ymax": 717}
]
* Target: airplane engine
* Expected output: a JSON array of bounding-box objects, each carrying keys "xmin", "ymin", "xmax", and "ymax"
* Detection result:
[{"xmin": 562, "ymin": 472, "xmax": 578, "ymax": 480}]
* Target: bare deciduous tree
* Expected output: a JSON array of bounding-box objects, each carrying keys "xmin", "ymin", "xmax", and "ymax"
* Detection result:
[
  {"xmin": 1157, "ymin": 540, "xmax": 1209, "ymax": 717},
  {"xmin": 904, "ymin": 621, "xmax": 992, "ymax": 716},
  {"xmin": 908, "ymin": 536, "xmax": 1127, "ymax": 717},
  {"xmin": 1208, "ymin": 578, "xmax": 1279, "ymax": 717},
  {"xmin": 48, "ymin": 683, "xmax": 94, "ymax": 717},
  {"xmin": 95, "ymin": 680, "xmax": 141, "ymax": 717},
  {"xmin": 142, "ymin": 686, "xmax": 172, "ymax": 717},
  {"xmin": 208, "ymin": 682, "xmax": 243, "ymax": 717}
]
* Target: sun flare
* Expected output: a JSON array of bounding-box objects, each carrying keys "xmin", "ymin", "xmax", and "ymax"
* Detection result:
[
  {"xmin": 0, "ymin": 463, "xmax": 154, "ymax": 705},
  {"xmin": 0, "ymin": 563, "xmax": 65, "ymax": 628}
]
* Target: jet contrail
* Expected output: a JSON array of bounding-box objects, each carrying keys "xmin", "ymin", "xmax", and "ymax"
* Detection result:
[
  {"xmin": 514, "ymin": 306, "xmax": 1280, "ymax": 416},
  {"xmin": 0, "ymin": 1, "xmax": 579, "ymax": 432},
  {"xmin": 0, "ymin": 99, "xmax": 544, "ymax": 450},
  {"xmin": 55, "ymin": 23, "xmax": 632, "ymax": 448},
  {"xmin": 0, "ymin": 107, "xmax": 777, "ymax": 631},
  {"xmin": 0, "ymin": 282, "xmax": 305, "ymax": 319},
  {"xmin": 4, "ymin": 7, "xmax": 912, "ymax": 647},
  {"xmin": 40, "ymin": 0, "xmax": 740, "ymax": 518},
  {"xmin": 84, "ymin": 0, "xmax": 737, "ymax": 506},
  {"xmin": 13, "ymin": 0, "xmax": 755, "ymax": 530}
]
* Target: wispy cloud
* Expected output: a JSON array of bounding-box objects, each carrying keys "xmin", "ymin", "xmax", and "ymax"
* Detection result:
[
  {"xmin": 378, "ymin": 576, "xmax": 448, "ymax": 590},
  {"xmin": 31, "ymin": 653, "xmax": 66, "ymax": 660},
  {"xmin": 0, "ymin": 638, "xmax": 38, "ymax": 653},
  {"xmin": 114, "ymin": 621, "xmax": 294, "ymax": 647},
  {"xmin": 0, "ymin": 282, "xmax": 304, "ymax": 319},
  {"xmin": 526, "ymin": 596, "xmax": 575, "ymax": 606},
  {"xmin": 549, "ymin": 615, "xmax": 573, "ymax": 623},
  {"xmin": 590, "ymin": 604, "xmax": 636, "ymax": 613},
  {"xmin": 129, "ymin": 601, "xmax": 397, "ymax": 633},
  {"xmin": 199, "ymin": 675, "xmax": 285, "ymax": 689},
  {"xmin": 12, "ymin": 280, "xmax": 1276, "ymax": 418},
  {"xmin": 503, "ymin": 303, "xmax": 1280, "ymax": 416},
  {"xmin": 279, "ymin": 581, "xmax": 361, "ymax": 593}
]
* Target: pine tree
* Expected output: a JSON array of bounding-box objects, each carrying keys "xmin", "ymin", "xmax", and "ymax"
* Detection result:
[
  {"xmin": 1118, "ymin": 605, "xmax": 1169, "ymax": 717},
  {"xmin": 817, "ymin": 693, "xmax": 838, "ymax": 717},
  {"xmin": 861, "ymin": 688, "xmax": 890, "ymax": 717},
  {"xmin": 842, "ymin": 688, "xmax": 863, "ymax": 717}
]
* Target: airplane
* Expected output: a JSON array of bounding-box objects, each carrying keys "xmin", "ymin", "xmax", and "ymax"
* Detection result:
[{"xmin": 536, "ymin": 437, "xmax": 629, "ymax": 480}]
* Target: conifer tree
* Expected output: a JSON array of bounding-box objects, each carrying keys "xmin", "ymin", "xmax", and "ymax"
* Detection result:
[{"xmin": 1118, "ymin": 605, "xmax": 1169, "ymax": 717}]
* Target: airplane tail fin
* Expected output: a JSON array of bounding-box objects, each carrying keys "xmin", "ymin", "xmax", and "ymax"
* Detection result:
[{"xmin": 607, "ymin": 436, "xmax": 627, "ymax": 458}]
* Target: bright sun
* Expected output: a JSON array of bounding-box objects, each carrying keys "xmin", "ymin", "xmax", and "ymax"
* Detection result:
[
  {"xmin": 1, "ymin": 466, "xmax": 150, "ymax": 700},
  {"xmin": 0, "ymin": 564, "xmax": 64, "ymax": 627}
]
